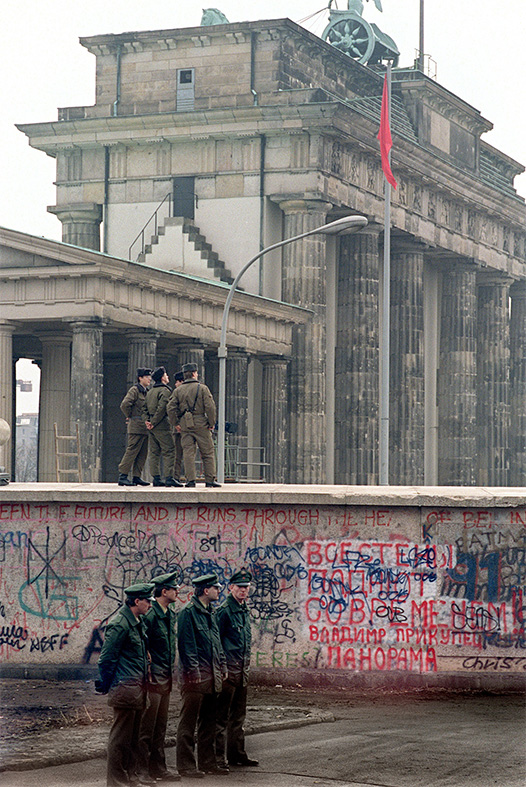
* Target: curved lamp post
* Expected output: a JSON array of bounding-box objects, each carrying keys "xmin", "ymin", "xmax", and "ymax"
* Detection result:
[{"xmin": 217, "ymin": 213, "xmax": 368, "ymax": 484}]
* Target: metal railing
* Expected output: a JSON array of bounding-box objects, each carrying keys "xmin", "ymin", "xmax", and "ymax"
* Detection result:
[{"xmin": 128, "ymin": 192, "xmax": 172, "ymax": 261}]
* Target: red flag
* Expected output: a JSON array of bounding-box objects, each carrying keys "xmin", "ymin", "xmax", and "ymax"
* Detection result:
[{"xmin": 378, "ymin": 74, "xmax": 397, "ymax": 189}]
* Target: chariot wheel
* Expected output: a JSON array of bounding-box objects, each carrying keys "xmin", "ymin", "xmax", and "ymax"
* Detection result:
[{"xmin": 323, "ymin": 15, "xmax": 375, "ymax": 64}]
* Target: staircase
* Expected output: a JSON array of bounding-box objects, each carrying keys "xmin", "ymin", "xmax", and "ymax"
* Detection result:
[{"xmin": 137, "ymin": 216, "xmax": 234, "ymax": 285}]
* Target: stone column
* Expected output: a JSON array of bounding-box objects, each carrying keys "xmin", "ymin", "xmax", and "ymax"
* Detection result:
[
  {"xmin": 390, "ymin": 246, "xmax": 425, "ymax": 484},
  {"xmin": 261, "ymin": 356, "xmax": 288, "ymax": 482},
  {"xmin": 280, "ymin": 199, "xmax": 332, "ymax": 484},
  {"xmin": 172, "ymin": 341, "xmax": 207, "ymax": 381},
  {"xmin": 37, "ymin": 335, "xmax": 72, "ymax": 482},
  {"xmin": 48, "ymin": 203, "xmax": 102, "ymax": 251},
  {"xmin": 438, "ymin": 262, "xmax": 477, "ymax": 485},
  {"xmin": 476, "ymin": 275, "xmax": 511, "ymax": 486},
  {"xmin": 510, "ymin": 282, "xmax": 526, "ymax": 485},
  {"xmin": 335, "ymin": 228, "xmax": 380, "ymax": 484},
  {"xmin": 68, "ymin": 318, "xmax": 104, "ymax": 482},
  {"xmin": 126, "ymin": 330, "xmax": 159, "ymax": 388},
  {"xmin": 0, "ymin": 322, "xmax": 15, "ymax": 476}
]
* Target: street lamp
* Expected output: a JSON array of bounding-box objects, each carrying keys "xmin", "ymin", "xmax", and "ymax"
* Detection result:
[{"xmin": 217, "ymin": 213, "xmax": 368, "ymax": 484}]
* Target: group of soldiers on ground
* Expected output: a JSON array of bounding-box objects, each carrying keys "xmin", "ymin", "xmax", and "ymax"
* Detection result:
[
  {"xmin": 97, "ymin": 569, "xmax": 258, "ymax": 785},
  {"xmin": 117, "ymin": 364, "xmax": 220, "ymax": 489}
]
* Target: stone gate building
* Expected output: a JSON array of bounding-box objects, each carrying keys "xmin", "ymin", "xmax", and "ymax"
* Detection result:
[{"xmin": 2, "ymin": 15, "xmax": 525, "ymax": 485}]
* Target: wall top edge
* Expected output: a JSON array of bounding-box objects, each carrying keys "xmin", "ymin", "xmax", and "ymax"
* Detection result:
[{"xmin": 1, "ymin": 484, "xmax": 526, "ymax": 508}]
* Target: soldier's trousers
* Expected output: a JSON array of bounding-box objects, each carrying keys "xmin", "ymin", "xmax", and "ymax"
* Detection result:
[
  {"xmin": 107, "ymin": 705, "xmax": 143, "ymax": 786},
  {"xmin": 118, "ymin": 433, "xmax": 148, "ymax": 477},
  {"xmin": 180, "ymin": 426, "xmax": 216, "ymax": 483},
  {"xmin": 176, "ymin": 687, "xmax": 218, "ymax": 773},
  {"xmin": 137, "ymin": 690, "xmax": 171, "ymax": 778},
  {"xmin": 173, "ymin": 431, "xmax": 183, "ymax": 480},
  {"xmin": 148, "ymin": 426, "xmax": 175, "ymax": 478},
  {"xmin": 216, "ymin": 680, "xmax": 248, "ymax": 766}
]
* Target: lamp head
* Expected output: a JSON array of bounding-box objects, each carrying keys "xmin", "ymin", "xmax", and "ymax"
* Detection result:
[{"xmin": 319, "ymin": 215, "xmax": 368, "ymax": 235}]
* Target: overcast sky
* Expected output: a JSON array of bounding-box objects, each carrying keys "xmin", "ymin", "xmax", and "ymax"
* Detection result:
[{"xmin": 1, "ymin": 0, "xmax": 524, "ymax": 242}]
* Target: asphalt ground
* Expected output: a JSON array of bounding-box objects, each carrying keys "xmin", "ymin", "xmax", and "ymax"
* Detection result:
[{"xmin": 0, "ymin": 680, "xmax": 524, "ymax": 787}]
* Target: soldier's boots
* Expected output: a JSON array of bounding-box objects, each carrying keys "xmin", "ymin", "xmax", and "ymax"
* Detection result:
[
  {"xmin": 118, "ymin": 473, "xmax": 133, "ymax": 486},
  {"xmin": 205, "ymin": 481, "xmax": 221, "ymax": 488},
  {"xmin": 152, "ymin": 476, "xmax": 166, "ymax": 486},
  {"xmin": 132, "ymin": 476, "xmax": 150, "ymax": 486},
  {"xmin": 165, "ymin": 476, "xmax": 183, "ymax": 487}
]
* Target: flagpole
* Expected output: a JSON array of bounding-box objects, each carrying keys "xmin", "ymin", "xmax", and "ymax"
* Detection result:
[{"xmin": 379, "ymin": 61, "xmax": 392, "ymax": 486}]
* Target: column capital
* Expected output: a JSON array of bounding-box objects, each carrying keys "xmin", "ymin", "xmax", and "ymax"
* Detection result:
[
  {"xmin": 259, "ymin": 354, "xmax": 289, "ymax": 367},
  {"xmin": 477, "ymin": 271, "xmax": 515, "ymax": 287},
  {"xmin": 125, "ymin": 328, "xmax": 161, "ymax": 341},
  {"xmin": 510, "ymin": 280, "xmax": 526, "ymax": 299},
  {"xmin": 48, "ymin": 202, "xmax": 103, "ymax": 224},
  {"xmin": 63, "ymin": 317, "xmax": 105, "ymax": 332},
  {"xmin": 276, "ymin": 199, "xmax": 332, "ymax": 216},
  {"xmin": 36, "ymin": 331, "xmax": 72, "ymax": 345},
  {"xmin": 0, "ymin": 320, "xmax": 17, "ymax": 335}
]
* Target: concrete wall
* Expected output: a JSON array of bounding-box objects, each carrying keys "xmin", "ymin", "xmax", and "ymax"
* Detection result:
[{"xmin": 0, "ymin": 486, "xmax": 525, "ymax": 689}]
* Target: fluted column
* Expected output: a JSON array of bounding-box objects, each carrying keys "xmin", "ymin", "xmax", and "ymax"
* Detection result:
[
  {"xmin": 438, "ymin": 262, "xmax": 477, "ymax": 485},
  {"xmin": 0, "ymin": 322, "xmax": 15, "ymax": 476},
  {"xmin": 172, "ymin": 341, "xmax": 207, "ymax": 381},
  {"xmin": 37, "ymin": 335, "xmax": 72, "ymax": 482},
  {"xmin": 126, "ymin": 330, "xmax": 159, "ymax": 388},
  {"xmin": 390, "ymin": 247, "xmax": 425, "ymax": 484},
  {"xmin": 280, "ymin": 199, "xmax": 332, "ymax": 484},
  {"xmin": 261, "ymin": 356, "xmax": 288, "ymax": 482},
  {"xmin": 476, "ymin": 275, "xmax": 511, "ymax": 486},
  {"xmin": 335, "ymin": 228, "xmax": 380, "ymax": 484},
  {"xmin": 67, "ymin": 318, "xmax": 104, "ymax": 482},
  {"xmin": 510, "ymin": 282, "xmax": 526, "ymax": 485},
  {"xmin": 48, "ymin": 203, "xmax": 103, "ymax": 251}
]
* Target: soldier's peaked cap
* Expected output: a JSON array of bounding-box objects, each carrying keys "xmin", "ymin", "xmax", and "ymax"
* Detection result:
[
  {"xmin": 151, "ymin": 366, "xmax": 167, "ymax": 382},
  {"xmin": 137, "ymin": 367, "xmax": 152, "ymax": 378},
  {"xmin": 124, "ymin": 582, "xmax": 155, "ymax": 600},
  {"xmin": 192, "ymin": 573, "xmax": 221, "ymax": 589},
  {"xmin": 182, "ymin": 362, "xmax": 198, "ymax": 373},
  {"xmin": 174, "ymin": 371, "xmax": 184, "ymax": 382},
  {"xmin": 230, "ymin": 569, "xmax": 252, "ymax": 586},
  {"xmin": 151, "ymin": 570, "xmax": 179, "ymax": 589}
]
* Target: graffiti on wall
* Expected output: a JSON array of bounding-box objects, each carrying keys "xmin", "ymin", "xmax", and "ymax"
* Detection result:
[{"xmin": 0, "ymin": 501, "xmax": 525, "ymax": 674}]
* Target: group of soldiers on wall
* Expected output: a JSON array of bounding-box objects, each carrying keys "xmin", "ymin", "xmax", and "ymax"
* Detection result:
[
  {"xmin": 96, "ymin": 568, "xmax": 258, "ymax": 784},
  {"xmin": 118, "ymin": 364, "xmax": 221, "ymax": 489}
]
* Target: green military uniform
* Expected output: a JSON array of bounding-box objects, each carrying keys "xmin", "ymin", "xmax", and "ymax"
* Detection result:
[
  {"xmin": 167, "ymin": 378, "xmax": 217, "ymax": 484},
  {"xmin": 215, "ymin": 569, "xmax": 255, "ymax": 768},
  {"xmin": 137, "ymin": 572, "xmax": 179, "ymax": 782},
  {"xmin": 144, "ymin": 381, "xmax": 175, "ymax": 481},
  {"xmin": 118, "ymin": 383, "xmax": 149, "ymax": 479},
  {"xmin": 176, "ymin": 575, "xmax": 226, "ymax": 775},
  {"xmin": 97, "ymin": 582, "xmax": 153, "ymax": 787}
]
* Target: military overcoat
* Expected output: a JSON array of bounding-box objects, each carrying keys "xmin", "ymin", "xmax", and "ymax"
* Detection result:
[
  {"xmin": 144, "ymin": 383, "xmax": 172, "ymax": 430},
  {"xmin": 216, "ymin": 594, "xmax": 251, "ymax": 687},
  {"xmin": 143, "ymin": 600, "xmax": 177, "ymax": 694},
  {"xmin": 97, "ymin": 604, "xmax": 149, "ymax": 708},
  {"xmin": 167, "ymin": 380, "xmax": 216, "ymax": 430},
  {"xmin": 120, "ymin": 384, "xmax": 149, "ymax": 435},
  {"xmin": 177, "ymin": 596, "xmax": 226, "ymax": 693}
]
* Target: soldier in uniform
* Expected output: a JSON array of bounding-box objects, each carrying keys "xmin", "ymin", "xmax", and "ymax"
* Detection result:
[
  {"xmin": 171, "ymin": 371, "xmax": 185, "ymax": 484},
  {"xmin": 215, "ymin": 569, "xmax": 259, "ymax": 768},
  {"xmin": 117, "ymin": 368, "xmax": 152, "ymax": 486},
  {"xmin": 96, "ymin": 582, "xmax": 155, "ymax": 787},
  {"xmin": 176, "ymin": 573, "xmax": 227, "ymax": 778},
  {"xmin": 143, "ymin": 367, "xmax": 181, "ymax": 487},
  {"xmin": 166, "ymin": 363, "xmax": 221, "ymax": 488},
  {"xmin": 137, "ymin": 571, "xmax": 181, "ymax": 783}
]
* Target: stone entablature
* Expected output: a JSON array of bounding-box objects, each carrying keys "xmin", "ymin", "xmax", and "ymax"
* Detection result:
[{"xmin": 0, "ymin": 228, "xmax": 308, "ymax": 356}]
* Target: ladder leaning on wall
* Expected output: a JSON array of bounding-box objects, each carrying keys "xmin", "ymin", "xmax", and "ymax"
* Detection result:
[{"xmin": 53, "ymin": 422, "xmax": 82, "ymax": 483}]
